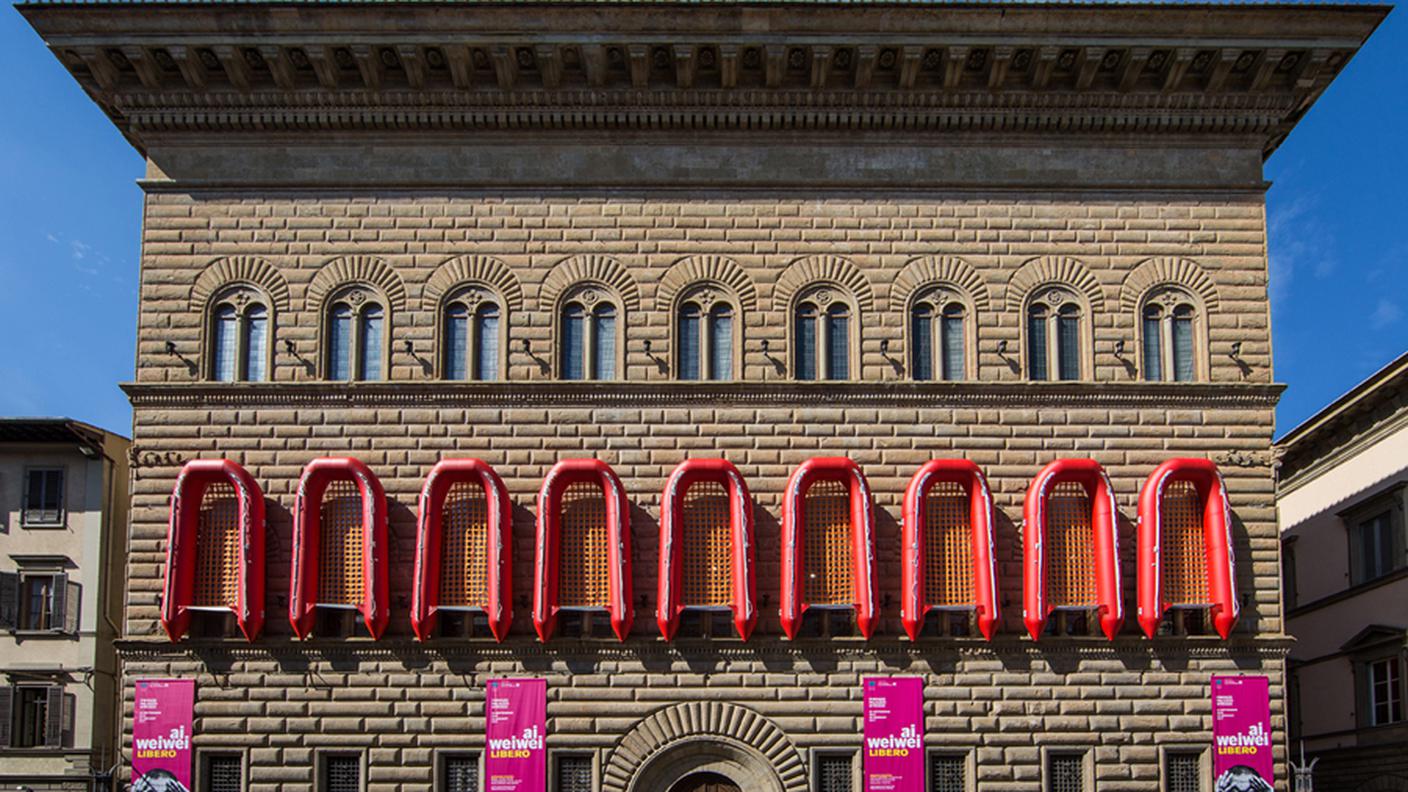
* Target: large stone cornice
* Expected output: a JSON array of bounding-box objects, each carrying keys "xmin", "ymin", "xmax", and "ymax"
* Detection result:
[
  {"xmin": 20, "ymin": 2, "xmax": 1388, "ymax": 157},
  {"xmin": 121, "ymin": 379, "xmax": 1285, "ymax": 409}
]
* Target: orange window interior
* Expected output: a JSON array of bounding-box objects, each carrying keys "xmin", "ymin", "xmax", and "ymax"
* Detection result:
[
  {"xmin": 193, "ymin": 482, "xmax": 241, "ymax": 609},
  {"xmin": 803, "ymin": 478, "xmax": 854, "ymax": 606},
  {"xmin": 680, "ymin": 480, "xmax": 732, "ymax": 608},
  {"xmin": 1159, "ymin": 479, "xmax": 1211, "ymax": 605},
  {"xmin": 924, "ymin": 480, "xmax": 975, "ymax": 607},
  {"xmin": 559, "ymin": 481, "xmax": 610, "ymax": 608},
  {"xmin": 318, "ymin": 478, "xmax": 366, "ymax": 605},
  {"xmin": 1046, "ymin": 480, "xmax": 1096, "ymax": 607},
  {"xmin": 439, "ymin": 481, "xmax": 490, "ymax": 608}
]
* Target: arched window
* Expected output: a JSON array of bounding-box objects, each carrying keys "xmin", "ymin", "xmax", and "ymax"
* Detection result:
[
  {"xmin": 909, "ymin": 287, "xmax": 970, "ymax": 381},
  {"xmin": 325, "ymin": 288, "xmax": 388, "ymax": 382},
  {"xmin": 207, "ymin": 290, "xmax": 272, "ymax": 382},
  {"xmin": 1026, "ymin": 288, "xmax": 1087, "ymax": 381},
  {"xmin": 441, "ymin": 287, "xmax": 504, "ymax": 381},
  {"xmin": 1141, "ymin": 289, "xmax": 1202, "ymax": 382},
  {"xmin": 558, "ymin": 287, "xmax": 622, "ymax": 381},
  {"xmin": 793, "ymin": 287, "xmax": 857, "ymax": 381},
  {"xmin": 675, "ymin": 288, "xmax": 738, "ymax": 381}
]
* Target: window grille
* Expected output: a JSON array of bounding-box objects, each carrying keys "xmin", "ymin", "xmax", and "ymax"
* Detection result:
[
  {"xmin": 1046, "ymin": 481, "xmax": 1095, "ymax": 607},
  {"xmin": 476, "ymin": 304, "xmax": 500, "ymax": 381},
  {"xmin": 804, "ymin": 478, "xmax": 854, "ymax": 606},
  {"xmin": 911, "ymin": 305, "xmax": 934, "ymax": 381},
  {"xmin": 562, "ymin": 304, "xmax": 586, "ymax": 380},
  {"xmin": 244, "ymin": 305, "xmax": 268, "ymax": 382},
  {"xmin": 925, "ymin": 481, "xmax": 974, "ymax": 607},
  {"xmin": 1159, "ymin": 480, "xmax": 1210, "ymax": 605},
  {"xmin": 1164, "ymin": 752, "xmax": 1201, "ymax": 792},
  {"xmin": 213, "ymin": 304, "xmax": 238, "ymax": 382},
  {"xmin": 929, "ymin": 754, "xmax": 966, "ymax": 792},
  {"xmin": 680, "ymin": 480, "xmax": 732, "ymax": 607},
  {"xmin": 1057, "ymin": 305, "xmax": 1081, "ymax": 380},
  {"xmin": 559, "ymin": 482, "xmax": 610, "ymax": 608},
  {"xmin": 23, "ymin": 469, "xmax": 64, "ymax": 526},
  {"xmin": 592, "ymin": 304, "xmax": 616, "ymax": 380},
  {"xmin": 555, "ymin": 754, "xmax": 594, "ymax": 792},
  {"xmin": 679, "ymin": 304, "xmax": 702, "ymax": 380},
  {"xmin": 941, "ymin": 306, "xmax": 964, "ymax": 381},
  {"xmin": 358, "ymin": 305, "xmax": 384, "ymax": 381},
  {"xmin": 445, "ymin": 305, "xmax": 469, "ymax": 380},
  {"xmin": 1142, "ymin": 306, "xmax": 1163, "ymax": 382},
  {"xmin": 1027, "ymin": 305, "xmax": 1049, "ymax": 381},
  {"xmin": 1046, "ymin": 754, "xmax": 1085, "ymax": 792},
  {"xmin": 330, "ymin": 304, "xmax": 353, "ymax": 381},
  {"xmin": 796, "ymin": 303, "xmax": 819, "ymax": 381},
  {"xmin": 439, "ymin": 482, "xmax": 489, "ymax": 608},
  {"xmin": 204, "ymin": 754, "xmax": 244, "ymax": 792},
  {"xmin": 323, "ymin": 755, "xmax": 361, "ymax": 792},
  {"xmin": 193, "ymin": 482, "xmax": 241, "ymax": 608},
  {"xmin": 708, "ymin": 304, "xmax": 732, "ymax": 380},
  {"xmin": 1172, "ymin": 306, "xmax": 1195, "ymax": 382},
  {"xmin": 443, "ymin": 754, "xmax": 480, "ymax": 792},
  {"xmin": 318, "ymin": 479, "xmax": 365, "ymax": 605},
  {"xmin": 816, "ymin": 753, "xmax": 853, "ymax": 792},
  {"xmin": 825, "ymin": 304, "xmax": 849, "ymax": 380}
]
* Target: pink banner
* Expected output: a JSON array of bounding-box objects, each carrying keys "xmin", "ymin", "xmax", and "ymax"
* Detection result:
[
  {"xmin": 864, "ymin": 677, "xmax": 925, "ymax": 792},
  {"xmin": 486, "ymin": 678, "xmax": 547, "ymax": 792},
  {"xmin": 1212, "ymin": 675, "xmax": 1274, "ymax": 792},
  {"xmin": 131, "ymin": 679, "xmax": 195, "ymax": 792}
]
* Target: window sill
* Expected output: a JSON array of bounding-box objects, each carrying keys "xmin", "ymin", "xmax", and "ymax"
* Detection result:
[
  {"xmin": 20, "ymin": 522, "xmax": 67, "ymax": 530},
  {"xmin": 1287, "ymin": 565, "xmax": 1408, "ymax": 619},
  {"xmin": 12, "ymin": 629, "xmax": 73, "ymax": 637}
]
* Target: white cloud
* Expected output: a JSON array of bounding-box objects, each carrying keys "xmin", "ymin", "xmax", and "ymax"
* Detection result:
[{"xmin": 1370, "ymin": 299, "xmax": 1403, "ymax": 330}]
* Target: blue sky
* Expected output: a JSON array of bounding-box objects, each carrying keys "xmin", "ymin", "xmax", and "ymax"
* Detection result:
[{"xmin": 1, "ymin": 5, "xmax": 1404, "ymax": 439}]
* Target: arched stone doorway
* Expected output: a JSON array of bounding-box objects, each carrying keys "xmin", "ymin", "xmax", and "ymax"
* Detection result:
[
  {"xmin": 669, "ymin": 771, "xmax": 742, "ymax": 792},
  {"xmin": 602, "ymin": 702, "xmax": 808, "ymax": 792}
]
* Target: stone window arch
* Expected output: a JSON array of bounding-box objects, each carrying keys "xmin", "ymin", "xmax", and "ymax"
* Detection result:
[
  {"xmin": 906, "ymin": 284, "xmax": 976, "ymax": 381},
  {"xmin": 791, "ymin": 283, "xmax": 859, "ymax": 382},
  {"xmin": 205, "ymin": 284, "xmax": 273, "ymax": 382},
  {"xmin": 1138, "ymin": 285, "xmax": 1206, "ymax": 382},
  {"xmin": 674, "ymin": 283, "xmax": 741, "ymax": 382},
  {"xmin": 557, "ymin": 283, "xmax": 624, "ymax": 381},
  {"xmin": 322, "ymin": 284, "xmax": 390, "ymax": 382},
  {"xmin": 438, "ymin": 283, "xmax": 507, "ymax": 381},
  {"xmin": 1025, "ymin": 285, "xmax": 1091, "ymax": 381}
]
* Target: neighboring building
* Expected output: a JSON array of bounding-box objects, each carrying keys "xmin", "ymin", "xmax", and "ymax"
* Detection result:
[
  {"xmin": 1278, "ymin": 352, "xmax": 1408, "ymax": 792},
  {"xmin": 0, "ymin": 418, "xmax": 130, "ymax": 791},
  {"xmin": 20, "ymin": 2, "xmax": 1385, "ymax": 791}
]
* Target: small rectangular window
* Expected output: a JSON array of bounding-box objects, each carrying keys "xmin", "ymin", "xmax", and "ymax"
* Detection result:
[
  {"xmin": 1027, "ymin": 311, "xmax": 1049, "ymax": 381},
  {"xmin": 441, "ymin": 753, "xmax": 480, "ymax": 792},
  {"xmin": 203, "ymin": 753, "xmax": 244, "ymax": 792},
  {"xmin": 815, "ymin": 752, "xmax": 854, "ymax": 792},
  {"xmin": 22, "ymin": 469, "xmax": 64, "ymax": 527},
  {"xmin": 14, "ymin": 572, "xmax": 76, "ymax": 634},
  {"xmin": 554, "ymin": 753, "xmax": 594, "ymax": 792},
  {"xmin": 1357, "ymin": 511, "xmax": 1397, "ymax": 582},
  {"xmin": 5, "ymin": 684, "xmax": 67, "ymax": 748},
  {"xmin": 941, "ymin": 312, "xmax": 964, "ymax": 381},
  {"xmin": 1045, "ymin": 752, "xmax": 1086, "ymax": 792},
  {"xmin": 1057, "ymin": 313, "xmax": 1081, "ymax": 381},
  {"xmin": 1164, "ymin": 751, "xmax": 1202, "ymax": 792},
  {"xmin": 1369, "ymin": 657, "xmax": 1404, "ymax": 726},
  {"xmin": 928, "ymin": 753, "xmax": 966, "ymax": 792},
  {"xmin": 322, "ymin": 754, "xmax": 362, "ymax": 792}
]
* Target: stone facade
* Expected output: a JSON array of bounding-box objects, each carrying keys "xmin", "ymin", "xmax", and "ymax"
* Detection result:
[{"xmin": 20, "ymin": 1, "xmax": 1388, "ymax": 790}]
